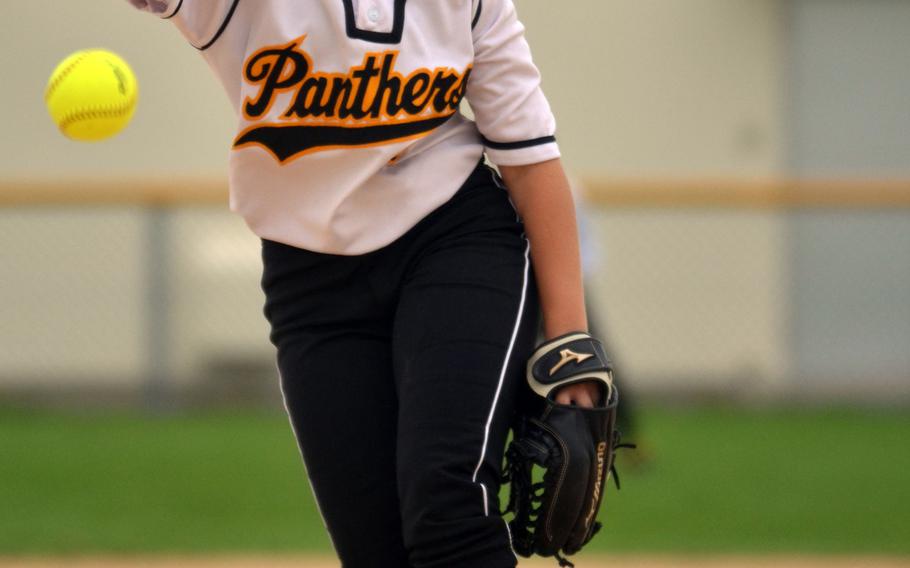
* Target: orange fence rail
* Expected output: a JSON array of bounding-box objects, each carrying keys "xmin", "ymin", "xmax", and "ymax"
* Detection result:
[{"xmin": 2, "ymin": 178, "xmax": 910, "ymax": 208}]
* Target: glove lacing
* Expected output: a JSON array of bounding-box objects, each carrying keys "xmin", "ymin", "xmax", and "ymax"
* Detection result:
[
  {"xmin": 502, "ymin": 437, "xmax": 553, "ymax": 556},
  {"xmin": 501, "ymin": 430, "xmax": 637, "ymax": 568}
]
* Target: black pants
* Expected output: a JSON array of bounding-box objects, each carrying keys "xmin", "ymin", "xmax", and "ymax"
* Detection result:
[{"xmin": 261, "ymin": 164, "xmax": 540, "ymax": 568}]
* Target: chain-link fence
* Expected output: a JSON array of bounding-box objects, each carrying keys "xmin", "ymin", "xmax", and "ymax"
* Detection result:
[
  {"xmin": 0, "ymin": 196, "xmax": 275, "ymax": 407},
  {"xmin": 2, "ymin": 180, "xmax": 909, "ymax": 407}
]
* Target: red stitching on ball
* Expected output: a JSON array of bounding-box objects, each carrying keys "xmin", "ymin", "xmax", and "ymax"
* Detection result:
[
  {"xmin": 45, "ymin": 52, "xmax": 92, "ymax": 104},
  {"xmin": 58, "ymin": 96, "xmax": 137, "ymax": 137}
]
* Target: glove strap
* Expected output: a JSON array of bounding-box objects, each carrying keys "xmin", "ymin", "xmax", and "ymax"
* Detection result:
[{"xmin": 526, "ymin": 331, "xmax": 614, "ymax": 402}]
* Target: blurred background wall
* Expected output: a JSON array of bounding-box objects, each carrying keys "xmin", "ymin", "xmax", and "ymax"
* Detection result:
[
  {"xmin": 1, "ymin": 0, "xmax": 908, "ymax": 404},
  {"xmin": 785, "ymin": 0, "xmax": 910, "ymax": 396}
]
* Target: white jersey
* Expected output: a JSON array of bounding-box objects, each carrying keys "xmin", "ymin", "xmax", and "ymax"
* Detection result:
[{"xmin": 129, "ymin": 0, "xmax": 560, "ymax": 254}]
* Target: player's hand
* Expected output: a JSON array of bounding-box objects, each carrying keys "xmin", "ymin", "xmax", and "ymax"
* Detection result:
[
  {"xmin": 126, "ymin": 0, "xmax": 168, "ymax": 12},
  {"xmin": 506, "ymin": 332, "xmax": 623, "ymax": 560},
  {"xmin": 554, "ymin": 380, "xmax": 602, "ymax": 408}
]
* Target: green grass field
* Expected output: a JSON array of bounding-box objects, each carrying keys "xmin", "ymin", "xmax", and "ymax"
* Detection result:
[{"xmin": 1, "ymin": 405, "xmax": 908, "ymax": 555}]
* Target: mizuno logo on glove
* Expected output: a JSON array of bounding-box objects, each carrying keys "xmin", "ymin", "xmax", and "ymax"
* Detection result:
[
  {"xmin": 584, "ymin": 442, "xmax": 608, "ymax": 528},
  {"xmin": 549, "ymin": 349, "xmax": 594, "ymax": 376}
]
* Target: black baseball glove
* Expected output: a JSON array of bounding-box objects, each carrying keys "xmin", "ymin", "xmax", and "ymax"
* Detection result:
[{"xmin": 503, "ymin": 331, "xmax": 631, "ymax": 567}]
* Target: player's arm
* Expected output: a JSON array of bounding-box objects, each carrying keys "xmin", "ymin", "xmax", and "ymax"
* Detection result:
[
  {"xmin": 499, "ymin": 159, "xmax": 586, "ymax": 340},
  {"xmin": 499, "ymin": 160, "xmax": 600, "ymax": 408},
  {"xmin": 467, "ymin": 0, "xmax": 598, "ymax": 407},
  {"xmin": 124, "ymin": 0, "xmax": 237, "ymax": 50}
]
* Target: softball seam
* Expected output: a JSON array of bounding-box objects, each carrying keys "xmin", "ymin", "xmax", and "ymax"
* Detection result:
[
  {"xmin": 44, "ymin": 51, "xmax": 91, "ymax": 104},
  {"xmin": 57, "ymin": 97, "xmax": 137, "ymax": 137}
]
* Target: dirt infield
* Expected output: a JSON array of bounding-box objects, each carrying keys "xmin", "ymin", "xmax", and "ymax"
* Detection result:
[{"xmin": 1, "ymin": 557, "xmax": 907, "ymax": 568}]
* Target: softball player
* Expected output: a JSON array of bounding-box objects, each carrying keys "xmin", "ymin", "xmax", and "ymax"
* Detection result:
[{"xmin": 128, "ymin": 1, "xmax": 602, "ymax": 566}]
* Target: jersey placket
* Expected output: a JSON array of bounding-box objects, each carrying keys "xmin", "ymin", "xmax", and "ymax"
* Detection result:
[{"xmin": 353, "ymin": 0, "xmax": 395, "ymax": 35}]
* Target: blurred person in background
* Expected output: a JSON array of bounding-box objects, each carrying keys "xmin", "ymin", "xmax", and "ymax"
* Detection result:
[{"xmin": 573, "ymin": 180, "xmax": 649, "ymax": 468}]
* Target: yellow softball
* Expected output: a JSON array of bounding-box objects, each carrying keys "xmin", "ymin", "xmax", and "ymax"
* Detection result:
[{"xmin": 45, "ymin": 49, "xmax": 139, "ymax": 142}]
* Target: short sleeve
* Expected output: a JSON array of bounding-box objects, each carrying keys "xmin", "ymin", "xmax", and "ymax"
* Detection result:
[
  {"xmin": 467, "ymin": 0, "xmax": 560, "ymax": 166},
  {"xmin": 125, "ymin": 0, "xmax": 239, "ymax": 50}
]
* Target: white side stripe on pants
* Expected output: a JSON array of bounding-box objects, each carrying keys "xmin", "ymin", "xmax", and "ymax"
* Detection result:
[{"xmin": 471, "ymin": 237, "xmax": 531, "ymax": 520}]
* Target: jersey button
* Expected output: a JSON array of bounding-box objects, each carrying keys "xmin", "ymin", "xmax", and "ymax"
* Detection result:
[{"xmin": 367, "ymin": 6, "xmax": 381, "ymax": 23}]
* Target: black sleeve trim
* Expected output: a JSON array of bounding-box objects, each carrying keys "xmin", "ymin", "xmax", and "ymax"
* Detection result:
[
  {"xmin": 194, "ymin": 0, "xmax": 241, "ymax": 51},
  {"xmin": 162, "ymin": 0, "xmax": 184, "ymax": 19},
  {"xmin": 471, "ymin": 0, "xmax": 483, "ymax": 29},
  {"xmin": 482, "ymin": 135, "xmax": 557, "ymax": 150}
]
